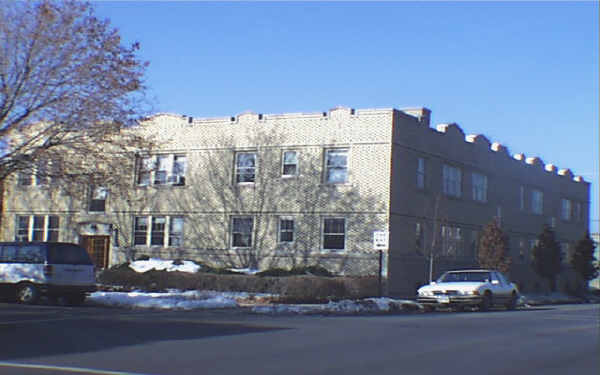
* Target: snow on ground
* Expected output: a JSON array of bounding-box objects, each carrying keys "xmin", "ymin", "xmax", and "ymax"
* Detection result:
[
  {"xmin": 88, "ymin": 290, "xmax": 420, "ymax": 314},
  {"xmin": 128, "ymin": 258, "xmax": 201, "ymax": 273}
]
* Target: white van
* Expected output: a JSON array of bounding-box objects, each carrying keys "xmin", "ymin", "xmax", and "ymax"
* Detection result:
[{"xmin": 0, "ymin": 242, "xmax": 96, "ymax": 305}]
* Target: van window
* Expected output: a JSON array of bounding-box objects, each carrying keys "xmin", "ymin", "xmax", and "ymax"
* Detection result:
[
  {"xmin": 17, "ymin": 245, "xmax": 44, "ymax": 263},
  {"xmin": 47, "ymin": 244, "xmax": 93, "ymax": 265},
  {"xmin": 0, "ymin": 245, "xmax": 18, "ymax": 262}
]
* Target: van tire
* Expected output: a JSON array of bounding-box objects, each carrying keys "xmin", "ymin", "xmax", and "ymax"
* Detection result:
[{"xmin": 16, "ymin": 283, "xmax": 39, "ymax": 304}]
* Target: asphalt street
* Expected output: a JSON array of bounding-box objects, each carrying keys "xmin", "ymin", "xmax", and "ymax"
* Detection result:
[{"xmin": 0, "ymin": 303, "xmax": 598, "ymax": 375}]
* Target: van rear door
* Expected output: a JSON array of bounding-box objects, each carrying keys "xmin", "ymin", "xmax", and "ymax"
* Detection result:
[{"xmin": 46, "ymin": 243, "xmax": 96, "ymax": 286}]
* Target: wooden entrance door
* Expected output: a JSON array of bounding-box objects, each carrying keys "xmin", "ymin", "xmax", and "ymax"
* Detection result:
[{"xmin": 81, "ymin": 236, "xmax": 110, "ymax": 268}]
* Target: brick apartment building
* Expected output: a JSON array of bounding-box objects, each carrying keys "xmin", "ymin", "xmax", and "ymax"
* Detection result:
[{"xmin": 0, "ymin": 106, "xmax": 590, "ymax": 297}]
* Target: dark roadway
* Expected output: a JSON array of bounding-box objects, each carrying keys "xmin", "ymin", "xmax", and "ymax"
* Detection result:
[{"xmin": 0, "ymin": 303, "xmax": 598, "ymax": 375}]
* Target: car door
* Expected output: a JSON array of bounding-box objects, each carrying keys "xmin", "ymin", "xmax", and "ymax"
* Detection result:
[{"xmin": 491, "ymin": 272, "xmax": 512, "ymax": 302}]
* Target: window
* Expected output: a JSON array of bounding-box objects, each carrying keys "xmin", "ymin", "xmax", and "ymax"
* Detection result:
[
  {"xmin": 531, "ymin": 189, "xmax": 543, "ymax": 214},
  {"xmin": 17, "ymin": 171, "xmax": 33, "ymax": 186},
  {"xmin": 322, "ymin": 218, "xmax": 346, "ymax": 250},
  {"xmin": 442, "ymin": 164, "xmax": 462, "ymax": 198},
  {"xmin": 472, "ymin": 173, "xmax": 488, "ymax": 202},
  {"xmin": 235, "ymin": 152, "xmax": 256, "ymax": 184},
  {"xmin": 231, "ymin": 217, "xmax": 253, "ymax": 247},
  {"xmin": 519, "ymin": 239, "xmax": 526, "ymax": 262},
  {"xmin": 134, "ymin": 217, "xmax": 148, "ymax": 246},
  {"xmin": 171, "ymin": 156, "xmax": 187, "ymax": 185},
  {"xmin": 134, "ymin": 216, "xmax": 184, "ymax": 247},
  {"xmin": 519, "ymin": 186, "xmax": 525, "ymax": 211},
  {"xmin": 415, "ymin": 222, "xmax": 424, "ymax": 253},
  {"xmin": 169, "ymin": 217, "xmax": 184, "ymax": 247},
  {"xmin": 15, "ymin": 215, "xmax": 60, "ymax": 242},
  {"xmin": 441, "ymin": 225, "xmax": 463, "ymax": 257},
  {"xmin": 151, "ymin": 217, "xmax": 166, "ymax": 246},
  {"xmin": 574, "ymin": 202, "xmax": 582, "ymax": 221},
  {"xmin": 325, "ymin": 149, "xmax": 348, "ymax": 184},
  {"xmin": 279, "ymin": 217, "xmax": 295, "ymax": 243},
  {"xmin": 470, "ymin": 230, "xmax": 479, "ymax": 258},
  {"xmin": 89, "ymin": 187, "xmax": 108, "ymax": 212},
  {"xmin": 416, "ymin": 158, "xmax": 425, "ymax": 189},
  {"xmin": 560, "ymin": 243, "xmax": 570, "ymax": 264},
  {"xmin": 136, "ymin": 154, "xmax": 187, "ymax": 186},
  {"xmin": 282, "ymin": 151, "xmax": 298, "ymax": 177},
  {"xmin": 154, "ymin": 155, "xmax": 169, "ymax": 185},
  {"xmin": 561, "ymin": 199, "xmax": 572, "ymax": 221}
]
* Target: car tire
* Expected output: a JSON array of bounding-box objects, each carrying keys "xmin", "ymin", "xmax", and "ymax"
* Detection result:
[
  {"xmin": 16, "ymin": 283, "xmax": 39, "ymax": 304},
  {"xmin": 505, "ymin": 292, "xmax": 518, "ymax": 310},
  {"xmin": 479, "ymin": 292, "xmax": 492, "ymax": 312},
  {"xmin": 423, "ymin": 305, "xmax": 435, "ymax": 313}
]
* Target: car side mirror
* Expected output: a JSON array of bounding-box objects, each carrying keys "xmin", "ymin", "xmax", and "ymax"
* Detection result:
[
  {"xmin": 431, "ymin": 281, "xmax": 437, "ymax": 285},
  {"xmin": 491, "ymin": 280, "xmax": 499, "ymax": 285}
]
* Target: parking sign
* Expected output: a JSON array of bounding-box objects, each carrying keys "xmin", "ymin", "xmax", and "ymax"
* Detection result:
[{"xmin": 373, "ymin": 231, "xmax": 389, "ymax": 250}]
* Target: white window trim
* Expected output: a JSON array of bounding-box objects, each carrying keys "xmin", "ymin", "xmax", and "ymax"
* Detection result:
[
  {"xmin": 324, "ymin": 148, "xmax": 350, "ymax": 185},
  {"xmin": 231, "ymin": 216, "xmax": 254, "ymax": 248},
  {"xmin": 416, "ymin": 157, "xmax": 425, "ymax": 189},
  {"xmin": 15, "ymin": 215, "xmax": 59, "ymax": 242},
  {"xmin": 472, "ymin": 172, "xmax": 488, "ymax": 202},
  {"xmin": 278, "ymin": 216, "xmax": 295, "ymax": 244},
  {"xmin": 234, "ymin": 152, "xmax": 257, "ymax": 185},
  {"xmin": 281, "ymin": 150, "xmax": 299, "ymax": 178},
  {"xmin": 442, "ymin": 164, "xmax": 462, "ymax": 198},
  {"xmin": 321, "ymin": 217, "xmax": 347, "ymax": 251},
  {"xmin": 133, "ymin": 215, "xmax": 184, "ymax": 248},
  {"xmin": 137, "ymin": 154, "xmax": 187, "ymax": 187}
]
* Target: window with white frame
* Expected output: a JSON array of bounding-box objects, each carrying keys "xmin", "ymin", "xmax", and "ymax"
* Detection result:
[
  {"xmin": 561, "ymin": 199, "xmax": 572, "ymax": 221},
  {"xmin": 169, "ymin": 217, "xmax": 184, "ymax": 247},
  {"xmin": 151, "ymin": 217, "xmax": 166, "ymax": 246},
  {"xmin": 136, "ymin": 154, "xmax": 187, "ymax": 186},
  {"xmin": 472, "ymin": 172, "xmax": 488, "ymax": 202},
  {"xmin": 416, "ymin": 158, "xmax": 425, "ymax": 189},
  {"xmin": 282, "ymin": 151, "xmax": 298, "ymax": 177},
  {"xmin": 231, "ymin": 217, "xmax": 253, "ymax": 247},
  {"xmin": 15, "ymin": 215, "xmax": 59, "ymax": 242},
  {"xmin": 89, "ymin": 186, "xmax": 108, "ymax": 212},
  {"xmin": 442, "ymin": 164, "xmax": 462, "ymax": 198},
  {"xmin": 470, "ymin": 230, "xmax": 479, "ymax": 258},
  {"xmin": 531, "ymin": 189, "xmax": 543, "ymax": 214},
  {"xmin": 574, "ymin": 202, "xmax": 582, "ymax": 221},
  {"xmin": 278, "ymin": 217, "xmax": 295, "ymax": 243},
  {"xmin": 235, "ymin": 152, "xmax": 257, "ymax": 184},
  {"xmin": 441, "ymin": 225, "xmax": 463, "ymax": 257},
  {"xmin": 322, "ymin": 218, "xmax": 346, "ymax": 250},
  {"xmin": 325, "ymin": 149, "xmax": 348, "ymax": 184},
  {"xmin": 16, "ymin": 160, "xmax": 51, "ymax": 187},
  {"xmin": 133, "ymin": 216, "xmax": 184, "ymax": 247},
  {"xmin": 415, "ymin": 222, "xmax": 424, "ymax": 253},
  {"xmin": 560, "ymin": 243, "xmax": 570, "ymax": 264},
  {"xmin": 520, "ymin": 186, "xmax": 525, "ymax": 211}
]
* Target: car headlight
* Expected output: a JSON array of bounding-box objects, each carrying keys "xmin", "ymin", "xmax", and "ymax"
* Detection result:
[{"xmin": 458, "ymin": 290, "xmax": 479, "ymax": 296}]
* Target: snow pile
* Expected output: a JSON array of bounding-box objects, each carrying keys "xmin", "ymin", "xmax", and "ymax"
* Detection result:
[
  {"xmin": 129, "ymin": 258, "xmax": 201, "ymax": 273},
  {"xmin": 88, "ymin": 290, "xmax": 245, "ymax": 310},
  {"xmin": 252, "ymin": 297, "xmax": 420, "ymax": 315},
  {"xmin": 227, "ymin": 267, "xmax": 260, "ymax": 275},
  {"xmin": 88, "ymin": 290, "xmax": 420, "ymax": 314}
]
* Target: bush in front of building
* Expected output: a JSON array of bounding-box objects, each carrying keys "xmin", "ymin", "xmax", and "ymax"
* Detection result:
[{"xmin": 97, "ymin": 265, "xmax": 377, "ymax": 302}]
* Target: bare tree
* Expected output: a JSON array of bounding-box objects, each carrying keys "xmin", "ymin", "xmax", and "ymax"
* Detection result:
[{"xmin": 0, "ymin": 0, "xmax": 152, "ymax": 188}]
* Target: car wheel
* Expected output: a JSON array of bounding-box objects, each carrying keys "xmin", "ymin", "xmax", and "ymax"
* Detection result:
[
  {"xmin": 16, "ymin": 283, "xmax": 39, "ymax": 304},
  {"xmin": 479, "ymin": 292, "xmax": 492, "ymax": 312},
  {"xmin": 423, "ymin": 305, "xmax": 435, "ymax": 313},
  {"xmin": 505, "ymin": 292, "xmax": 518, "ymax": 310},
  {"xmin": 65, "ymin": 293, "xmax": 86, "ymax": 306},
  {"xmin": 452, "ymin": 305, "xmax": 465, "ymax": 312}
]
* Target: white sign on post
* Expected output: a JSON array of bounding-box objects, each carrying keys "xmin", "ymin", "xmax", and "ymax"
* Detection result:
[{"xmin": 373, "ymin": 231, "xmax": 389, "ymax": 250}]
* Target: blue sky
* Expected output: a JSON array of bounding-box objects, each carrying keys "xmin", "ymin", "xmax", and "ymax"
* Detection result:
[{"xmin": 95, "ymin": 1, "xmax": 598, "ymax": 232}]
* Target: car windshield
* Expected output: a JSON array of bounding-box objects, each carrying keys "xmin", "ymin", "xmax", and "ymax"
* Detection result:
[{"xmin": 438, "ymin": 272, "xmax": 491, "ymax": 283}]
